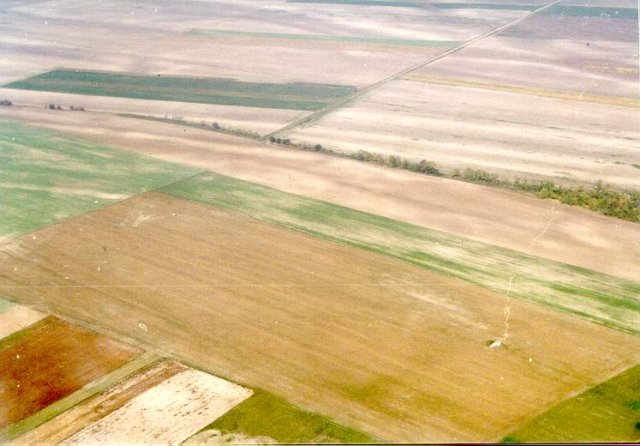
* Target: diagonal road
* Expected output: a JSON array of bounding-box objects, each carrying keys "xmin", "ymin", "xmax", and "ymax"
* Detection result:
[{"xmin": 263, "ymin": 0, "xmax": 561, "ymax": 140}]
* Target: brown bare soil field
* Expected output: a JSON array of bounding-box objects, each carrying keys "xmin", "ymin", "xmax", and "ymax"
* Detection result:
[
  {"xmin": 287, "ymin": 79, "xmax": 640, "ymax": 190},
  {"xmin": 3, "ymin": 107, "xmax": 638, "ymax": 281},
  {"xmin": 0, "ymin": 317, "xmax": 141, "ymax": 429},
  {"xmin": 0, "ymin": 192, "xmax": 639, "ymax": 442},
  {"xmin": 12, "ymin": 361, "xmax": 187, "ymax": 445}
]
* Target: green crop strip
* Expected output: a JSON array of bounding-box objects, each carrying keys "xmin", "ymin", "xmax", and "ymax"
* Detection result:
[
  {"xmin": 4, "ymin": 70, "xmax": 357, "ymax": 111},
  {"xmin": 161, "ymin": 172, "xmax": 640, "ymax": 335}
]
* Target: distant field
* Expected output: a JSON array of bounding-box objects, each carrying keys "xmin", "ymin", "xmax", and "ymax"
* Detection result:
[
  {"xmin": 542, "ymin": 5, "xmax": 638, "ymax": 18},
  {"xmin": 4, "ymin": 70, "xmax": 357, "ymax": 111},
  {"xmin": 432, "ymin": 3, "xmax": 537, "ymax": 10},
  {"xmin": 287, "ymin": 0, "xmax": 422, "ymax": 7},
  {"xmin": 0, "ymin": 120, "xmax": 198, "ymax": 239},
  {"xmin": 189, "ymin": 29, "xmax": 458, "ymax": 47},
  {"xmin": 503, "ymin": 365, "xmax": 640, "ymax": 443},
  {"xmin": 162, "ymin": 172, "xmax": 640, "ymax": 335},
  {"xmin": 0, "ymin": 317, "xmax": 141, "ymax": 432},
  {"xmin": 1, "ymin": 192, "xmax": 639, "ymax": 442}
]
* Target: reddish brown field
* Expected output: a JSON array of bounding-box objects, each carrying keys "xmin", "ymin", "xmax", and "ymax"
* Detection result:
[
  {"xmin": 0, "ymin": 317, "xmax": 141, "ymax": 429},
  {"xmin": 13, "ymin": 361, "xmax": 187, "ymax": 445},
  {"xmin": 0, "ymin": 192, "xmax": 638, "ymax": 442}
]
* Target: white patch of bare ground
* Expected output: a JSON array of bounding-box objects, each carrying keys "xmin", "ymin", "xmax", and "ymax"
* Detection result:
[{"xmin": 61, "ymin": 369, "xmax": 252, "ymax": 445}]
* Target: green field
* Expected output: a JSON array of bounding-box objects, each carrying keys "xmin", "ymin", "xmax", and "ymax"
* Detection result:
[
  {"xmin": 160, "ymin": 172, "xmax": 640, "ymax": 335},
  {"xmin": 432, "ymin": 3, "xmax": 537, "ymax": 10},
  {"xmin": 0, "ymin": 120, "xmax": 199, "ymax": 239},
  {"xmin": 288, "ymin": 0, "xmax": 421, "ymax": 7},
  {"xmin": 200, "ymin": 389, "xmax": 378, "ymax": 443},
  {"xmin": 189, "ymin": 29, "xmax": 458, "ymax": 47},
  {"xmin": 503, "ymin": 365, "xmax": 640, "ymax": 443},
  {"xmin": 542, "ymin": 5, "xmax": 638, "ymax": 19},
  {"xmin": 4, "ymin": 70, "xmax": 356, "ymax": 111}
]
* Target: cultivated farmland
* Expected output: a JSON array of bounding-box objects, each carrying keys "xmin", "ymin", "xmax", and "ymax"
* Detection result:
[
  {"xmin": 0, "ymin": 298, "xmax": 45, "ymax": 340},
  {"xmin": 161, "ymin": 172, "xmax": 640, "ymax": 335},
  {"xmin": 284, "ymin": 0, "xmax": 640, "ymax": 188},
  {"xmin": 4, "ymin": 70, "xmax": 357, "ymax": 111},
  {"xmin": 0, "ymin": 317, "xmax": 141, "ymax": 433},
  {"xmin": 0, "ymin": 119, "xmax": 198, "ymax": 239},
  {"xmin": 503, "ymin": 365, "xmax": 640, "ymax": 443},
  {"xmin": 4, "ymin": 108, "xmax": 637, "ymax": 282},
  {"xmin": 0, "ymin": 192, "xmax": 638, "ymax": 442},
  {"xmin": 62, "ymin": 369, "xmax": 252, "ymax": 445},
  {"xmin": 1, "ymin": 0, "xmax": 638, "ymax": 443}
]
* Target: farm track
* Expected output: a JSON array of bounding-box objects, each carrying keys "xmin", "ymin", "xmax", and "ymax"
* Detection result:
[{"xmin": 265, "ymin": 0, "xmax": 561, "ymax": 139}]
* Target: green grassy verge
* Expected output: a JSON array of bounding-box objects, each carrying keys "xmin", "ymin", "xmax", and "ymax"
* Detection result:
[
  {"xmin": 160, "ymin": 172, "xmax": 640, "ymax": 335},
  {"xmin": 189, "ymin": 29, "xmax": 458, "ymax": 47},
  {"xmin": 197, "ymin": 389, "xmax": 378, "ymax": 443},
  {"xmin": 0, "ymin": 352, "xmax": 160, "ymax": 442},
  {"xmin": 4, "ymin": 70, "xmax": 356, "ymax": 111},
  {"xmin": 0, "ymin": 120, "xmax": 199, "ymax": 238},
  {"xmin": 502, "ymin": 364, "xmax": 640, "ymax": 443},
  {"xmin": 542, "ymin": 5, "xmax": 637, "ymax": 19},
  {"xmin": 432, "ymin": 3, "xmax": 537, "ymax": 10}
]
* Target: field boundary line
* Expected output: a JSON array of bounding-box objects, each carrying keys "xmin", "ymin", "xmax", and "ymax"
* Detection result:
[
  {"xmin": 0, "ymin": 352, "xmax": 160, "ymax": 442},
  {"xmin": 402, "ymin": 73, "xmax": 640, "ymax": 107},
  {"xmin": 491, "ymin": 361, "xmax": 640, "ymax": 442},
  {"xmin": 263, "ymin": 0, "xmax": 562, "ymax": 139}
]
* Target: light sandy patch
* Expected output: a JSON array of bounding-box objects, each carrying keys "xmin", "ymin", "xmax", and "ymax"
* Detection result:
[
  {"xmin": 0, "ymin": 305, "xmax": 45, "ymax": 340},
  {"xmin": 2, "ymin": 107, "xmax": 638, "ymax": 281},
  {"xmin": 62, "ymin": 369, "xmax": 252, "ymax": 445}
]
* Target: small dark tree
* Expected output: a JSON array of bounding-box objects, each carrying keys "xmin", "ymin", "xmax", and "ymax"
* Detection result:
[
  {"xmin": 269, "ymin": 136, "xmax": 276, "ymax": 143},
  {"xmin": 212, "ymin": 122, "xmax": 220, "ymax": 130},
  {"xmin": 314, "ymin": 144, "xmax": 322, "ymax": 152}
]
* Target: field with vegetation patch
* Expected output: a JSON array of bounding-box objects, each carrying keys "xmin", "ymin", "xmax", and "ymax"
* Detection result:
[
  {"xmin": 161, "ymin": 172, "xmax": 640, "ymax": 335},
  {"xmin": 0, "ymin": 192, "xmax": 638, "ymax": 442},
  {"xmin": 503, "ymin": 365, "xmax": 640, "ymax": 443},
  {"xmin": 0, "ymin": 120, "xmax": 198, "ymax": 239}
]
